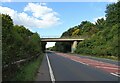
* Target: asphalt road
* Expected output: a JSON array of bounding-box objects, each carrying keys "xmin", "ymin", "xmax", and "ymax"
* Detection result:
[{"xmin": 46, "ymin": 51, "xmax": 119, "ymax": 82}]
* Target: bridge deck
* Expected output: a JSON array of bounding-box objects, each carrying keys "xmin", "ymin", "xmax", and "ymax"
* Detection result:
[{"xmin": 41, "ymin": 38, "xmax": 84, "ymax": 42}]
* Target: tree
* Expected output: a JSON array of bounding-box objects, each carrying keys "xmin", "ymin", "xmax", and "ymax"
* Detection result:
[
  {"xmin": 2, "ymin": 14, "xmax": 44, "ymax": 80},
  {"xmin": 105, "ymin": 2, "xmax": 120, "ymax": 26},
  {"xmin": 72, "ymin": 29, "xmax": 80, "ymax": 36},
  {"xmin": 95, "ymin": 18, "xmax": 106, "ymax": 30},
  {"xmin": 53, "ymin": 2, "xmax": 119, "ymax": 57}
]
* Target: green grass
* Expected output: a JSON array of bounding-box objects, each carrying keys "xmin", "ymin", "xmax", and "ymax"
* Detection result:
[
  {"xmin": 69, "ymin": 53, "xmax": 119, "ymax": 61},
  {"xmin": 79, "ymin": 54, "xmax": 119, "ymax": 61},
  {"xmin": 94, "ymin": 55, "xmax": 119, "ymax": 61},
  {"xmin": 12, "ymin": 54, "xmax": 44, "ymax": 81}
]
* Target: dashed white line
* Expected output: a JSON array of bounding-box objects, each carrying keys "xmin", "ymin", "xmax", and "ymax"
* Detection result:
[
  {"xmin": 111, "ymin": 73, "xmax": 120, "ymax": 77},
  {"xmin": 78, "ymin": 61, "xmax": 89, "ymax": 65},
  {"xmin": 54, "ymin": 53, "xmax": 120, "ymax": 78},
  {"xmin": 56, "ymin": 54, "xmax": 89, "ymax": 66},
  {"xmin": 71, "ymin": 59, "xmax": 89, "ymax": 66},
  {"xmin": 46, "ymin": 54, "xmax": 55, "ymax": 83},
  {"xmin": 96, "ymin": 66, "xmax": 119, "ymax": 70}
]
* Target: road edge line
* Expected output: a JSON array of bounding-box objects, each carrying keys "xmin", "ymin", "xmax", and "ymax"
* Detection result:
[{"xmin": 46, "ymin": 53, "xmax": 55, "ymax": 83}]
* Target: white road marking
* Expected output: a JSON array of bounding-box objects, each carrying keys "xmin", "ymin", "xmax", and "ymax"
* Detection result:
[
  {"xmin": 71, "ymin": 59, "xmax": 89, "ymax": 66},
  {"xmin": 56, "ymin": 54, "xmax": 89, "ymax": 66},
  {"xmin": 78, "ymin": 61, "xmax": 89, "ymax": 66},
  {"xmin": 46, "ymin": 54, "xmax": 55, "ymax": 83},
  {"xmin": 95, "ymin": 66, "xmax": 119, "ymax": 70},
  {"xmin": 111, "ymin": 73, "xmax": 120, "ymax": 77}
]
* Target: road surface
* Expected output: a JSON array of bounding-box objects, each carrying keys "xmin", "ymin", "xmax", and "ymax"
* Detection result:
[{"xmin": 36, "ymin": 51, "xmax": 119, "ymax": 82}]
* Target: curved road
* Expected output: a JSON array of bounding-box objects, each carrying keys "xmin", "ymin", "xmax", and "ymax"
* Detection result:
[{"xmin": 36, "ymin": 51, "xmax": 119, "ymax": 82}]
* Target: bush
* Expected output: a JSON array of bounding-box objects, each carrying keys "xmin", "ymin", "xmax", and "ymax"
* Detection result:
[{"xmin": 2, "ymin": 14, "xmax": 43, "ymax": 81}]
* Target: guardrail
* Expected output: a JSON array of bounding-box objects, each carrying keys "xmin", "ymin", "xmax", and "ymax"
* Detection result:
[
  {"xmin": 2, "ymin": 54, "xmax": 40, "ymax": 81},
  {"xmin": 3, "ymin": 54, "xmax": 39, "ymax": 69}
]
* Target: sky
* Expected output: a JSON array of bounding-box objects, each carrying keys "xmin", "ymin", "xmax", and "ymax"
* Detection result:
[{"xmin": 0, "ymin": 1, "xmax": 116, "ymax": 48}]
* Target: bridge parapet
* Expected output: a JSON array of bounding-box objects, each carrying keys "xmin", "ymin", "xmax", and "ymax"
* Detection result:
[
  {"xmin": 41, "ymin": 36, "xmax": 88, "ymax": 39},
  {"xmin": 41, "ymin": 38, "xmax": 84, "ymax": 42},
  {"xmin": 60, "ymin": 36, "xmax": 88, "ymax": 39},
  {"xmin": 41, "ymin": 36, "xmax": 86, "ymax": 53}
]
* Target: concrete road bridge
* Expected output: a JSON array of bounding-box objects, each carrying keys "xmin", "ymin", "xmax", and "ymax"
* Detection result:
[{"xmin": 41, "ymin": 37, "xmax": 85, "ymax": 53}]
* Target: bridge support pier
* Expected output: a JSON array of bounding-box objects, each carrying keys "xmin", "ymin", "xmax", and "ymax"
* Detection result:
[{"xmin": 71, "ymin": 41, "xmax": 77, "ymax": 53}]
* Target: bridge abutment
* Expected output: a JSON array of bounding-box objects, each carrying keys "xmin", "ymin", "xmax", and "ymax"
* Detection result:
[{"xmin": 71, "ymin": 41, "xmax": 77, "ymax": 53}]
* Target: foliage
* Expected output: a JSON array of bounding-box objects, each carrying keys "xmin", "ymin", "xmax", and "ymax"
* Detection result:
[
  {"xmin": 2, "ymin": 14, "xmax": 43, "ymax": 81},
  {"xmin": 75, "ymin": 2, "xmax": 119, "ymax": 58},
  {"xmin": 105, "ymin": 2, "xmax": 119, "ymax": 26},
  {"xmin": 95, "ymin": 18, "xmax": 106, "ymax": 30},
  {"xmin": 53, "ymin": 2, "xmax": 119, "ymax": 59},
  {"xmin": 12, "ymin": 54, "xmax": 44, "ymax": 81},
  {"xmin": 54, "ymin": 21, "xmax": 97, "ymax": 53}
]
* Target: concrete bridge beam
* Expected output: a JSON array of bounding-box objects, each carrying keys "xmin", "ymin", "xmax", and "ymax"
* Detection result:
[{"xmin": 71, "ymin": 41, "xmax": 77, "ymax": 53}]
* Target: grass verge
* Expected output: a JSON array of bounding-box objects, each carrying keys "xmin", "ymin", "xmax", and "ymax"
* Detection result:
[
  {"xmin": 12, "ymin": 54, "xmax": 44, "ymax": 81},
  {"xmin": 69, "ymin": 53, "xmax": 119, "ymax": 61}
]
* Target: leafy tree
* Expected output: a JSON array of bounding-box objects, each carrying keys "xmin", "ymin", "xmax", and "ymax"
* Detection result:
[
  {"xmin": 95, "ymin": 18, "xmax": 106, "ymax": 30},
  {"xmin": 72, "ymin": 29, "xmax": 80, "ymax": 36},
  {"xmin": 53, "ymin": 1, "xmax": 119, "ymax": 58},
  {"xmin": 2, "ymin": 14, "xmax": 44, "ymax": 81},
  {"xmin": 105, "ymin": 2, "xmax": 119, "ymax": 26}
]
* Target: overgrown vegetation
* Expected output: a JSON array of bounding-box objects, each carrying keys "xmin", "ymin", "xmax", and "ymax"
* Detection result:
[
  {"xmin": 53, "ymin": 2, "xmax": 119, "ymax": 59},
  {"xmin": 1, "ymin": 14, "xmax": 44, "ymax": 81},
  {"xmin": 12, "ymin": 54, "xmax": 44, "ymax": 81}
]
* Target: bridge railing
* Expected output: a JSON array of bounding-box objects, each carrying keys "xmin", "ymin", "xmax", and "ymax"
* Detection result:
[
  {"xmin": 41, "ymin": 36, "xmax": 89, "ymax": 39},
  {"xmin": 60, "ymin": 36, "xmax": 89, "ymax": 39},
  {"xmin": 41, "ymin": 36, "xmax": 60, "ymax": 38}
]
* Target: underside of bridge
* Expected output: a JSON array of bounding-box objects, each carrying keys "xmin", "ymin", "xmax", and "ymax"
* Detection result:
[{"xmin": 41, "ymin": 38, "xmax": 84, "ymax": 53}]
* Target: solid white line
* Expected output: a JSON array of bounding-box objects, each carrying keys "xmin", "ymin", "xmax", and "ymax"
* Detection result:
[
  {"xmin": 111, "ymin": 73, "xmax": 120, "ymax": 77},
  {"xmin": 46, "ymin": 53, "xmax": 55, "ymax": 83}
]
